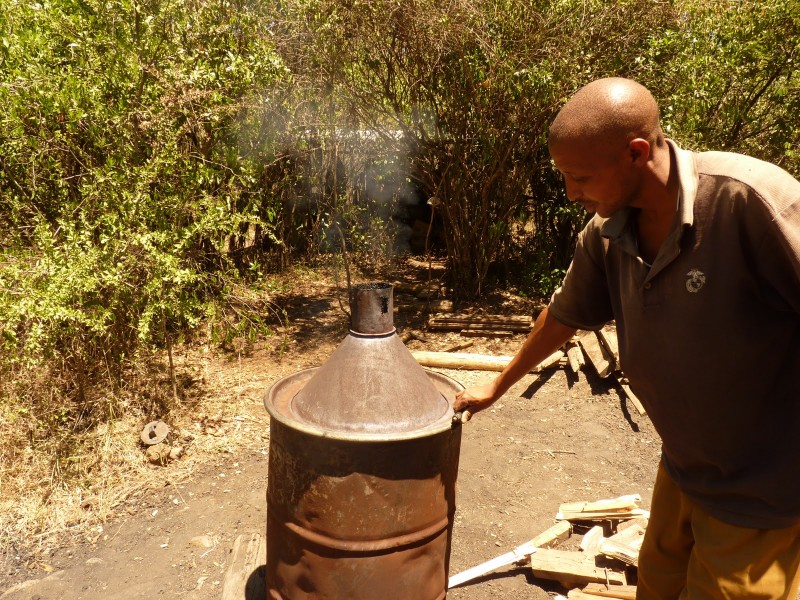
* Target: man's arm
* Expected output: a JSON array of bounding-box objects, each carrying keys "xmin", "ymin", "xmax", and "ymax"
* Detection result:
[{"xmin": 453, "ymin": 306, "xmax": 577, "ymax": 415}]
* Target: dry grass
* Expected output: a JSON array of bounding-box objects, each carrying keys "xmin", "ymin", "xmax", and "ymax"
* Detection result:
[
  {"xmin": 0, "ymin": 342, "xmax": 278, "ymax": 563},
  {"xmin": 0, "ymin": 263, "xmax": 384, "ymax": 565}
]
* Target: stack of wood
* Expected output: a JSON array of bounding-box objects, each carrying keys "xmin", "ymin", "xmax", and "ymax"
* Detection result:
[
  {"xmin": 556, "ymin": 494, "xmax": 649, "ymax": 522},
  {"xmin": 393, "ymin": 281, "xmax": 453, "ymax": 313},
  {"xmin": 427, "ymin": 314, "xmax": 533, "ymax": 337},
  {"xmin": 449, "ymin": 493, "xmax": 650, "ymax": 599}
]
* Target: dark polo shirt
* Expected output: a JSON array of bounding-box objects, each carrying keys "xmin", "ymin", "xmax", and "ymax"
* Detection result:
[{"xmin": 549, "ymin": 140, "xmax": 800, "ymax": 529}]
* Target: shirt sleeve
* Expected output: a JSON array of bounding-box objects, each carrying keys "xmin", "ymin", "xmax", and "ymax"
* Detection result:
[
  {"xmin": 752, "ymin": 193, "xmax": 800, "ymax": 315},
  {"xmin": 548, "ymin": 219, "xmax": 614, "ymax": 330}
]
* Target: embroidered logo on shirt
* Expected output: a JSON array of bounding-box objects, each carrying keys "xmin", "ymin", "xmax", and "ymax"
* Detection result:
[{"xmin": 686, "ymin": 269, "xmax": 706, "ymax": 293}]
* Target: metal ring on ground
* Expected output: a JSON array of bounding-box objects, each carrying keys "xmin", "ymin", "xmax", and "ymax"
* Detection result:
[{"xmin": 140, "ymin": 420, "xmax": 170, "ymax": 446}]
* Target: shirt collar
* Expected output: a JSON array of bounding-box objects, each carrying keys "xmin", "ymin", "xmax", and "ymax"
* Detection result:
[{"xmin": 670, "ymin": 138, "xmax": 697, "ymax": 229}]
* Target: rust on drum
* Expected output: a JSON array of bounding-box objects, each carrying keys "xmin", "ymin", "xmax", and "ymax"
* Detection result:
[{"xmin": 264, "ymin": 282, "xmax": 463, "ymax": 599}]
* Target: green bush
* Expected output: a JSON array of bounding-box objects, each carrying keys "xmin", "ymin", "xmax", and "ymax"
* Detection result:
[
  {"xmin": 0, "ymin": 0, "xmax": 290, "ymax": 428},
  {"xmin": 3, "ymin": 0, "xmax": 799, "ymax": 477},
  {"xmin": 645, "ymin": 0, "xmax": 800, "ymax": 176},
  {"xmin": 272, "ymin": 0, "xmax": 680, "ymax": 298}
]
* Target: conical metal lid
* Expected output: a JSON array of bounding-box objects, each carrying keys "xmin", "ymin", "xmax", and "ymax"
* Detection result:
[{"xmin": 288, "ymin": 283, "xmax": 450, "ymax": 435}]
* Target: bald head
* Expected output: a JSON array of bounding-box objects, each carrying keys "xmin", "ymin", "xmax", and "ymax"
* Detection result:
[{"xmin": 549, "ymin": 78, "xmax": 663, "ymax": 150}]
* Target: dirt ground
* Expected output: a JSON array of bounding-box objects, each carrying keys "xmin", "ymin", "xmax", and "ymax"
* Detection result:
[{"xmin": 0, "ymin": 263, "xmax": 662, "ymax": 599}]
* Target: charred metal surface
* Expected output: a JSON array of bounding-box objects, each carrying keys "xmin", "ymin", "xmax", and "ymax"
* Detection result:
[
  {"xmin": 290, "ymin": 332, "xmax": 450, "ymax": 436},
  {"xmin": 266, "ymin": 420, "xmax": 460, "ymax": 600},
  {"xmin": 349, "ymin": 282, "xmax": 394, "ymax": 335},
  {"xmin": 264, "ymin": 282, "xmax": 463, "ymax": 599}
]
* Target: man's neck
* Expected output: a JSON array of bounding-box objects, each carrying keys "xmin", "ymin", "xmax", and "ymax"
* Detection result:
[{"xmin": 634, "ymin": 144, "xmax": 680, "ymax": 264}]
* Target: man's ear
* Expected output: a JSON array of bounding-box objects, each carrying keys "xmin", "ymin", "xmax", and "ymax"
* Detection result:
[{"xmin": 628, "ymin": 138, "xmax": 651, "ymax": 165}]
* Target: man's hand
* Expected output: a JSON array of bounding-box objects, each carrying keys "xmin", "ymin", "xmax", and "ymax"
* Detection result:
[
  {"xmin": 454, "ymin": 382, "xmax": 501, "ymax": 417},
  {"xmin": 451, "ymin": 307, "xmax": 577, "ymax": 422}
]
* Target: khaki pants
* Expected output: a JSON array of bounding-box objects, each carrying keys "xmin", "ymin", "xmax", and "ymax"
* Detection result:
[{"xmin": 637, "ymin": 463, "xmax": 800, "ymax": 600}]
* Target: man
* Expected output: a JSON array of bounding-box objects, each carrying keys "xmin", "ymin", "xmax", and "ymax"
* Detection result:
[{"xmin": 454, "ymin": 77, "xmax": 800, "ymax": 599}]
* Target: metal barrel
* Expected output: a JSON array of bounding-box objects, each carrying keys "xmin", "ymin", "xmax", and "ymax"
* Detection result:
[
  {"xmin": 264, "ymin": 282, "xmax": 463, "ymax": 599},
  {"xmin": 266, "ymin": 416, "xmax": 461, "ymax": 599}
]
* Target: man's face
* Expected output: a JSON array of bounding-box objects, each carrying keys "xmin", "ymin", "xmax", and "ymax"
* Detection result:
[{"xmin": 549, "ymin": 139, "xmax": 640, "ymax": 218}]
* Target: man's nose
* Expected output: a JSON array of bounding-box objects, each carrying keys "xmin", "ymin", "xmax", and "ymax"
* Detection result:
[{"xmin": 564, "ymin": 179, "xmax": 582, "ymax": 202}]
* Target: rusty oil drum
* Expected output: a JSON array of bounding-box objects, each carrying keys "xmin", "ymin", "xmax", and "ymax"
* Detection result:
[{"xmin": 264, "ymin": 283, "xmax": 463, "ymax": 599}]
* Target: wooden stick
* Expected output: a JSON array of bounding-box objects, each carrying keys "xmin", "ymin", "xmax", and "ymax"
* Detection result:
[
  {"xmin": 412, "ymin": 350, "xmax": 564, "ymax": 373},
  {"xmin": 412, "ymin": 351, "xmax": 510, "ymax": 371},
  {"xmin": 442, "ymin": 340, "xmax": 475, "ymax": 352},
  {"xmin": 536, "ymin": 350, "xmax": 566, "ymax": 371},
  {"xmin": 400, "ymin": 330, "xmax": 430, "ymax": 344},
  {"xmin": 619, "ymin": 381, "xmax": 646, "ymax": 415}
]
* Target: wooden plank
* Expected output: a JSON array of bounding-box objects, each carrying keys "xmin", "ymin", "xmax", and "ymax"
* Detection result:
[
  {"xmin": 557, "ymin": 495, "xmax": 649, "ymax": 522},
  {"xmin": 566, "ymin": 343, "xmax": 585, "ymax": 373},
  {"xmin": 429, "ymin": 315, "xmax": 533, "ymax": 324},
  {"xmin": 460, "ymin": 324, "xmax": 530, "ymax": 332},
  {"xmin": 221, "ymin": 532, "xmax": 266, "ymax": 600},
  {"xmin": 448, "ymin": 542, "xmax": 537, "ymax": 588},
  {"xmin": 582, "ymin": 583, "xmax": 638, "ymax": 599},
  {"xmin": 459, "ymin": 329, "xmax": 515, "ymax": 338},
  {"xmin": 529, "ymin": 549, "xmax": 627, "ymax": 586},
  {"xmin": 569, "ymin": 590, "xmax": 607, "ymax": 600},
  {"xmin": 568, "ymin": 590, "xmax": 635, "ymax": 600},
  {"xmin": 597, "ymin": 326, "xmax": 619, "ymax": 366},
  {"xmin": 530, "ymin": 520, "xmax": 573, "ymax": 549},
  {"xmin": 578, "ymin": 332, "xmax": 615, "ymax": 378},
  {"xmin": 431, "ymin": 323, "xmax": 532, "ymax": 333},
  {"xmin": 559, "ymin": 495, "xmax": 641, "ymax": 515},
  {"xmin": 428, "ymin": 315, "xmax": 533, "ymax": 333},
  {"xmin": 615, "ymin": 516, "xmax": 649, "ymax": 533},
  {"xmin": 429, "ymin": 319, "xmax": 532, "ymax": 327},
  {"xmin": 558, "ymin": 509, "xmax": 650, "ymax": 522},
  {"xmin": 579, "ymin": 526, "xmax": 606, "ymax": 556},
  {"xmin": 600, "ymin": 523, "xmax": 646, "ymax": 566}
]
